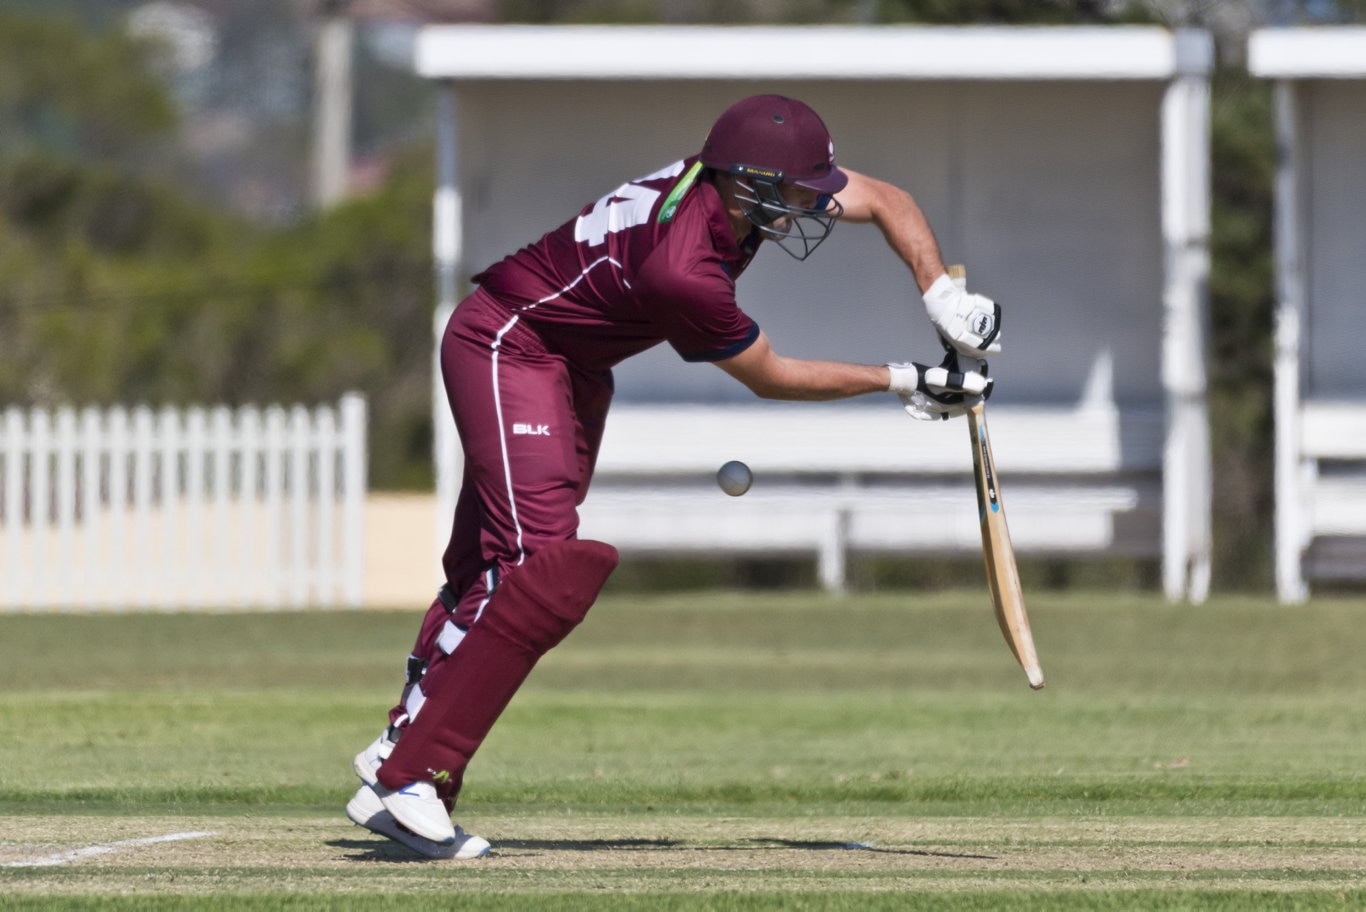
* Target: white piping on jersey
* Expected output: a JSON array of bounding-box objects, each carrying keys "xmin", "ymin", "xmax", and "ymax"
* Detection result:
[
  {"xmin": 489, "ymin": 314, "xmax": 527, "ymax": 576},
  {"xmin": 517, "ymin": 255, "xmax": 627, "ymax": 311},
  {"xmin": 471, "ymin": 569, "xmax": 495, "ymax": 625}
]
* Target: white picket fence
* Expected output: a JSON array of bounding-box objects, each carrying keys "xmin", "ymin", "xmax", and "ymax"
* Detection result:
[{"xmin": 0, "ymin": 394, "xmax": 366, "ymax": 610}]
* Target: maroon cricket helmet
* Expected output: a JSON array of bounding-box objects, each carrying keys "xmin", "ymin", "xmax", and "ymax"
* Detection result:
[{"xmin": 699, "ymin": 94, "xmax": 849, "ymax": 194}]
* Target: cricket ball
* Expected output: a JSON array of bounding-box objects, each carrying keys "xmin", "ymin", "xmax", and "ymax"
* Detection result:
[{"xmin": 717, "ymin": 460, "xmax": 753, "ymax": 497}]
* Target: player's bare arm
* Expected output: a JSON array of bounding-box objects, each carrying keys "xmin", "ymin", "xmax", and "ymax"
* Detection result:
[
  {"xmin": 716, "ymin": 330, "xmax": 888, "ymax": 401},
  {"xmin": 718, "ymin": 331, "xmax": 991, "ymax": 418},
  {"xmin": 833, "ymin": 169, "xmax": 946, "ymax": 293},
  {"xmin": 835, "ymin": 169, "xmax": 1002, "ymax": 358}
]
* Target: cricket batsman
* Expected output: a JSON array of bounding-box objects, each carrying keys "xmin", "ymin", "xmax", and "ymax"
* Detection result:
[{"xmin": 345, "ymin": 94, "xmax": 1002, "ymax": 857}]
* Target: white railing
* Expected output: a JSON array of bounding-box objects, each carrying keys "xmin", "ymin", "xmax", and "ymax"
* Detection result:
[{"xmin": 0, "ymin": 394, "xmax": 366, "ymax": 610}]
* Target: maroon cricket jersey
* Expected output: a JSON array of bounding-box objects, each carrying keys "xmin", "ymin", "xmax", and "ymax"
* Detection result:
[{"xmin": 471, "ymin": 157, "xmax": 762, "ymax": 372}]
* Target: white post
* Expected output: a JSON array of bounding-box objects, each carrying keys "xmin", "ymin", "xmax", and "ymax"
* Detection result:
[
  {"xmin": 312, "ymin": 3, "xmax": 353, "ymax": 209},
  {"xmin": 79, "ymin": 407, "xmax": 102, "ymax": 609},
  {"xmin": 1272, "ymin": 80, "xmax": 1310, "ymax": 604},
  {"xmin": 289, "ymin": 404, "xmax": 310, "ymax": 608},
  {"xmin": 264, "ymin": 406, "xmax": 287, "ymax": 607},
  {"xmin": 211, "ymin": 406, "xmax": 234, "ymax": 607},
  {"xmin": 2, "ymin": 408, "xmax": 22, "ymax": 608},
  {"xmin": 238, "ymin": 406, "xmax": 263, "ymax": 607},
  {"xmin": 133, "ymin": 406, "xmax": 155, "ymax": 606},
  {"xmin": 341, "ymin": 393, "xmax": 367, "ymax": 608},
  {"xmin": 433, "ymin": 83, "xmax": 462, "ymax": 565},
  {"xmin": 107, "ymin": 407, "xmax": 129, "ymax": 608},
  {"xmin": 157, "ymin": 407, "xmax": 182, "ymax": 608},
  {"xmin": 316, "ymin": 404, "xmax": 337, "ymax": 606},
  {"xmin": 1159, "ymin": 37, "xmax": 1213, "ymax": 603},
  {"xmin": 30, "ymin": 410, "xmax": 50, "ymax": 606},
  {"xmin": 818, "ymin": 508, "xmax": 849, "ymax": 595},
  {"xmin": 55, "ymin": 408, "xmax": 77, "ymax": 608},
  {"xmin": 185, "ymin": 407, "xmax": 207, "ymax": 608}
]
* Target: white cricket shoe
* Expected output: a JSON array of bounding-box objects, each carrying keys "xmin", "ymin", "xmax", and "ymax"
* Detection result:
[
  {"xmin": 353, "ymin": 729, "xmax": 396, "ymax": 787},
  {"xmin": 374, "ymin": 779, "xmax": 457, "ymax": 845},
  {"xmin": 346, "ymin": 785, "xmax": 490, "ymax": 859}
]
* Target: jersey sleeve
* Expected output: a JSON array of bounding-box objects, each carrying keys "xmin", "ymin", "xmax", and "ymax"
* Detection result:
[
  {"xmin": 638, "ymin": 262, "xmax": 759, "ymax": 362},
  {"xmin": 631, "ymin": 231, "xmax": 760, "ymax": 363}
]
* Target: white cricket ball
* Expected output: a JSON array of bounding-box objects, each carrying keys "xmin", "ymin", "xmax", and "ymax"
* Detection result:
[{"xmin": 717, "ymin": 460, "xmax": 753, "ymax": 497}]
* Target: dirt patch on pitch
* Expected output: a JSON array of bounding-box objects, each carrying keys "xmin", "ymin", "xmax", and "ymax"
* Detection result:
[{"xmin": 3, "ymin": 815, "xmax": 1365, "ymax": 896}]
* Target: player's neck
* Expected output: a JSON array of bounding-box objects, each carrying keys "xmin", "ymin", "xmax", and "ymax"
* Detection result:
[{"xmin": 707, "ymin": 171, "xmax": 755, "ymax": 245}]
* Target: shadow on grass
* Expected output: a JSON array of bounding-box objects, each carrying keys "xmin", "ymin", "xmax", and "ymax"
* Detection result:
[
  {"xmin": 744, "ymin": 838, "xmax": 995, "ymax": 859},
  {"xmin": 503, "ymin": 837, "xmax": 997, "ymax": 861},
  {"xmin": 331, "ymin": 836, "xmax": 450, "ymax": 863},
  {"xmin": 334, "ymin": 835, "xmax": 995, "ymax": 861}
]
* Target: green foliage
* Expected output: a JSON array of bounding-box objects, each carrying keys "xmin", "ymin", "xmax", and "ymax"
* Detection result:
[
  {"xmin": 0, "ymin": 10, "xmax": 439, "ymax": 487},
  {"xmin": 0, "ymin": 156, "xmax": 218, "ymax": 257},
  {"xmin": 0, "ymin": 148, "xmax": 437, "ymax": 487},
  {"xmin": 1206, "ymin": 69, "xmax": 1277, "ymax": 590},
  {"xmin": 0, "ymin": 8, "xmax": 175, "ymax": 161}
]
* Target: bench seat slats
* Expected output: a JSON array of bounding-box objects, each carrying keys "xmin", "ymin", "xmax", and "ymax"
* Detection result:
[{"xmin": 577, "ymin": 404, "xmax": 1165, "ymax": 588}]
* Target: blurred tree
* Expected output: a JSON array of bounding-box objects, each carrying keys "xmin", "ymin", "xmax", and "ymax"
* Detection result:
[
  {"xmin": 229, "ymin": 145, "xmax": 438, "ymax": 489},
  {"xmin": 0, "ymin": 146, "xmax": 435, "ymax": 488},
  {"xmin": 1206, "ymin": 67, "xmax": 1275, "ymax": 590},
  {"xmin": 0, "ymin": 9, "xmax": 177, "ymax": 163},
  {"xmin": 0, "ymin": 8, "xmax": 436, "ymax": 488}
]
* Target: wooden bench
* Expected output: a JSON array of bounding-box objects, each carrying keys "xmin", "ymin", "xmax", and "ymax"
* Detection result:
[
  {"xmin": 1281, "ymin": 401, "xmax": 1366, "ymax": 590},
  {"xmin": 577, "ymin": 402, "xmax": 1165, "ymax": 591}
]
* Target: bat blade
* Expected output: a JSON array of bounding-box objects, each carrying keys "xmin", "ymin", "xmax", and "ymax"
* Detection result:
[
  {"xmin": 968, "ymin": 399, "xmax": 1044, "ymax": 690},
  {"xmin": 949, "ymin": 263, "xmax": 1043, "ymax": 690}
]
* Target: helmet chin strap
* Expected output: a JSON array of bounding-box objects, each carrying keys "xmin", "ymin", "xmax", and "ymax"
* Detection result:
[{"xmin": 745, "ymin": 178, "xmax": 788, "ymax": 227}]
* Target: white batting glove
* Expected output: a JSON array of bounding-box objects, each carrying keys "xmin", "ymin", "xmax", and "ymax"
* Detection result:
[
  {"xmin": 887, "ymin": 353, "xmax": 992, "ymax": 422},
  {"xmin": 922, "ymin": 273, "xmax": 1002, "ymax": 358}
]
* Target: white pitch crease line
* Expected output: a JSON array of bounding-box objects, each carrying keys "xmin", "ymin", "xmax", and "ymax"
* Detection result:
[{"xmin": 3, "ymin": 830, "xmax": 215, "ymax": 868}]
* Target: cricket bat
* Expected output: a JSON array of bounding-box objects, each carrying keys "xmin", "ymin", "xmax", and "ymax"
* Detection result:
[{"xmin": 949, "ymin": 264, "xmax": 1045, "ymax": 690}]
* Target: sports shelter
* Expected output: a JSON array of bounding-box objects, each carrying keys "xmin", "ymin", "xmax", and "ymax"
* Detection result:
[
  {"xmin": 1249, "ymin": 27, "xmax": 1366, "ymax": 603},
  {"xmin": 412, "ymin": 25, "xmax": 1215, "ymax": 601}
]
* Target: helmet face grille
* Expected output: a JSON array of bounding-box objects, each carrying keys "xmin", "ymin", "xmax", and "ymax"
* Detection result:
[{"xmin": 730, "ymin": 171, "xmax": 844, "ymax": 261}]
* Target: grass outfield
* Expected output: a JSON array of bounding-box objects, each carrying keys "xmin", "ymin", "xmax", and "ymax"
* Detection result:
[{"xmin": 0, "ymin": 590, "xmax": 1364, "ymax": 909}]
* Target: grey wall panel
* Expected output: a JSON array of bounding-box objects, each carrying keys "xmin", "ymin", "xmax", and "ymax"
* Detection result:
[
  {"xmin": 457, "ymin": 79, "xmax": 1166, "ymax": 407},
  {"xmin": 1305, "ymin": 81, "xmax": 1366, "ymax": 398}
]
